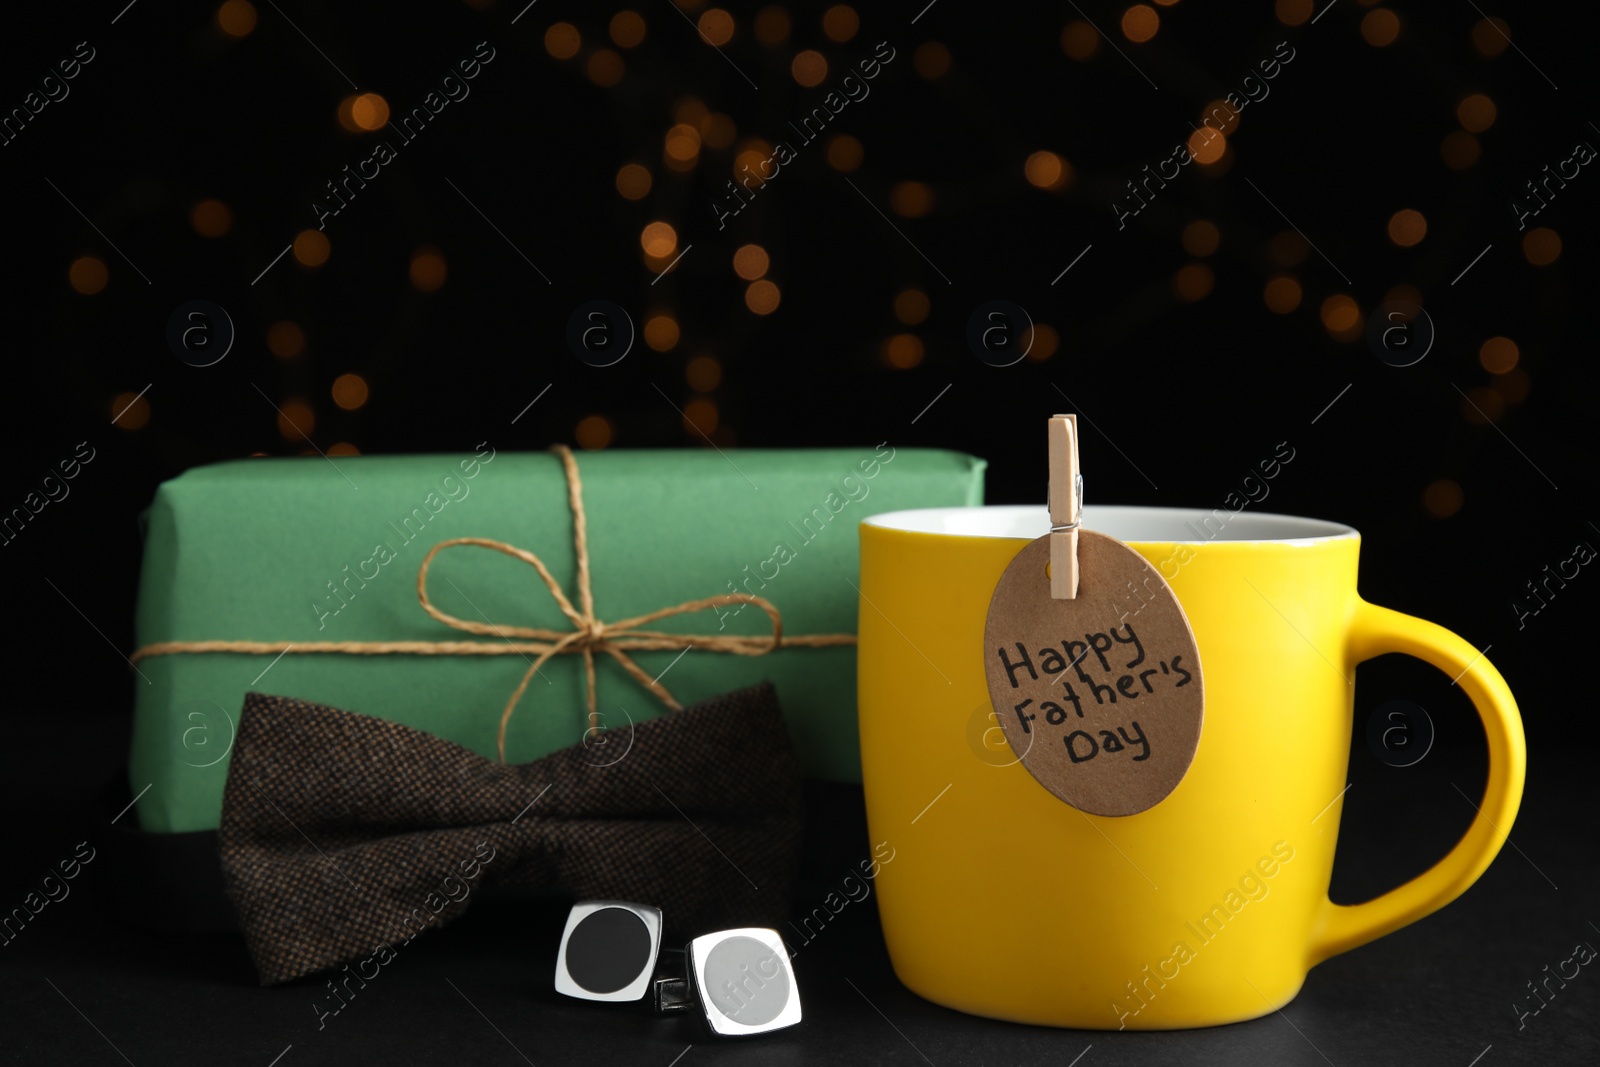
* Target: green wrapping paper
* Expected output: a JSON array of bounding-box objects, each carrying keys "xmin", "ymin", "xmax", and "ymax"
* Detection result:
[{"xmin": 130, "ymin": 444, "xmax": 985, "ymax": 833}]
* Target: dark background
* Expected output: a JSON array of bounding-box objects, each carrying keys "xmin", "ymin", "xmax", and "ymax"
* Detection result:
[{"xmin": 2, "ymin": 1, "xmax": 1596, "ymax": 1063}]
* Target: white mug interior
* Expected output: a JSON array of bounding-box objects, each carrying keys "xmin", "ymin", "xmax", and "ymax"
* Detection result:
[{"xmin": 862, "ymin": 504, "xmax": 1357, "ymax": 545}]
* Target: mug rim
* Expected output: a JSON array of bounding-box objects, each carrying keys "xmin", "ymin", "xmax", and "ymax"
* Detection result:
[{"xmin": 861, "ymin": 504, "xmax": 1358, "ymax": 546}]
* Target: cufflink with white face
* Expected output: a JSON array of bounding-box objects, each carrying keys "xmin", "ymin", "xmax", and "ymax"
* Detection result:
[
  {"xmin": 553, "ymin": 901, "xmax": 663, "ymax": 1002},
  {"xmin": 656, "ymin": 927, "xmax": 802, "ymax": 1037}
]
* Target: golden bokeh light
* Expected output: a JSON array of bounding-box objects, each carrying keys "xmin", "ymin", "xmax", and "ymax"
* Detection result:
[
  {"xmin": 1121, "ymin": 5, "xmax": 1159, "ymax": 43},
  {"xmin": 1523, "ymin": 227, "xmax": 1561, "ymax": 266},
  {"xmin": 1456, "ymin": 93, "xmax": 1497, "ymax": 132},
  {"xmin": 616, "ymin": 163, "xmax": 652, "ymax": 200},
  {"xmin": 732, "ymin": 244, "xmax": 770, "ymax": 280},
  {"xmin": 701, "ymin": 112, "xmax": 736, "ymax": 150},
  {"xmin": 587, "ymin": 49, "xmax": 625, "ymax": 86},
  {"xmin": 190, "ymin": 199, "xmax": 233, "ymax": 238},
  {"xmin": 1024, "ymin": 150, "xmax": 1072, "ymax": 190},
  {"xmin": 1187, "ymin": 127, "xmax": 1225, "ymax": 165},
  {"xmin": 733, "ymin": 152, "xmax": 767, "ymax": 179},
  {"xmin": 545, "ymin": 23, "xmax": 581, "ymax": 59},
  {"xmin": 733, "ymin": 138, "xmax": 772, "ymax": 177},
  {"xmin": 1263, "ymin": 275, "xmax": 1302, "ymax": 314},
  {"xmin": 826, "ymin": 134, "xmax": 863, "ymax": 171},
  {"xmin": 1320, "ymin": 294, "xmax": 1361, "ymax": 339},
  {"xmin": 1023, "ymin": 323, "xmax": 1059, "ymax": 361},
  {"xmin": 1441, "ymin": 131, "xmax": 1480, "ymax": 170},
  {"xmin": 1173, "ymin": 262, "xmax": 1214, "ymax": 302},
  {"xmin": 894, "ymin": 289, "xmax": 930, "ymax": 325},
  {"xmin": 575, "ymin": 415, "xmax": 613, "ymax": 450},
  {"xmin": 267, "ymin": 320, "xmax": 306, "ymax": 359},
  {"xmin": 1461, "ymin": 386, "xmax": 1504, "ymax": 425},
  {"xmin": 890, "ymin": 181, "xmax": 934, "ymax": 218},
  {"xmin": 1479, "ymin": 336, "xmax": 1519, "ymax": 374},
  {"xmin": 217, "ymin": 0, "xmax": 257, "ymax": 38},
  {"xmin": 1360, "ymin": 9, "xmax": 1400, "ymax": 47},
  {"xmin": 686, "ymin": 354, "xmax": 722, "ymax": 392},
  {"xmin": 644, "ymin": 314, "xmax": 680, "ymax": 351},
  {"xmin": 409, "ymin": 247, "xmax": 447, "ymax": 292},
  {"xmin": 328, "ymin": 442, "xmax": 360, "ymax": 457},
  {"xmin": 791, "ymin": 50, "xmax": 828, "ymax": 87},
  {"xmin": 641, "ymin": 221, "xmax": 678, "ymax": 258},
  {"xmin": 1387, "ymin": 209, "xmax": 1427, "ymax": 247},
  {"xmin": 822, "ymin": 4, "xmax": 859, "ymax": 42},
  {"xmin": 293, "ymin": 229, "xmax": 331, "ymax": 268},
  {"xmin": 610, "ymin": 10, "xmax": 647, "ymax": 48},
  {"xmin": 745, "ymin": 280, "xmax": 781, "ymax": 315},
  {"xmin": 914, "ymin": 42, "xmax": 952, "ymax": 79},
  {"xmin": 110, "ymin": 391, "xmax": 150, "ymax": 430},
  {"xmin": 698, "ymin": 8, "xmax": 735, "ymax": 46},
  {"xmin": 1061, "ymin": 21, "xmax": 1100, "ymax": 60},
  {"xmin": 277, "ymin": 398, "xmax": 316, "ymax": 442},
  {"xmin": 754, "ymin": 5, "xmax": 791, "ymax": 45},
  {"xmin": 1423, "ymin": 479, "xmax": 1463, "ymax": 518},
  {"xmin": 883, "ymin": 333, "xmax": 924, "ymax": 369},
  {"xmin": 683, "ymin": 397, "xmax": 720, "ymax": 435},
  {"xmin": 1182, "ymin": 220, "xmax": 1219, "ymax": 257},
  {"xmin": 1471, "ymin": 17, "xmax": 1510, "ymax": 57},
  {"xmin": 348, "ymin": 92, "xmax": 389, "ymax": 131},
  {"xmin": 1275, "ymin": 0, "xmax": 1312, "ymax": 26},
  {"xmin": 331, "ymin": 373, "xmax": 369, "ymax": 411},
  {"xmin": 665, "ymin": 123, "xmax": 702, "ymax": 166},
  {"xmin": 70, "ymin": 256, "xmax": 108, "ymax": 295},
  {"xmin": 1269, "ymin": 230, "xmax": 1308, "ymax": 266}
]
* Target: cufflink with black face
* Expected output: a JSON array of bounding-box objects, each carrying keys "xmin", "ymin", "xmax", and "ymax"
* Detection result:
[
  {"xmin": 554, "ymin": 901, "xmax": 663, "ymax": 1002},
  {"xmin": 555, "ymin": 902, "xmax": 801, "ymax": 1037}
]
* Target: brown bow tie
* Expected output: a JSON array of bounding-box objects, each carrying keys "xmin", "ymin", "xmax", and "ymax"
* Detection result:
[{"xmin": 218, "ymin": 684, "xmax": 803, "ymax": 986}]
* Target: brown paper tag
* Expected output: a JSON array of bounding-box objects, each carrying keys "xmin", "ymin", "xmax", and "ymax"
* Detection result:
[{"xmin": 983, "ymin": 531, "xmax": 1204, "ymax": 817}]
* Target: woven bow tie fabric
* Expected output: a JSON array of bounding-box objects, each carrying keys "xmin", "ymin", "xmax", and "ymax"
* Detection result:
[{"xmin": 219, "ymin": 684, "xmax": 803, "ymax": 986}]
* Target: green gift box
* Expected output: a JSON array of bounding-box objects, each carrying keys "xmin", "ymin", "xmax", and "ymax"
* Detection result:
[{"xmin": 129, "ymin": 444, "xmax": 985, "ymax": 833}]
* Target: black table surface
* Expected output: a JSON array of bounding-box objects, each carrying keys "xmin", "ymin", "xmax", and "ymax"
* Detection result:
[{"xmin": 3, "ymin": 710, "xmax": 1595, "ymax": 1067}]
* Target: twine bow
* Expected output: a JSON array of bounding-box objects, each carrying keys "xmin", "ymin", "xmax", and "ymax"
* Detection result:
[{"xmin": 132, "ymin": 446, "xmax": 855, "ymax": 759}]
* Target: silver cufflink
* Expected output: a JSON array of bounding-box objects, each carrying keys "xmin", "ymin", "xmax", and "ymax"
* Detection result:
[
  {"xmin": 556, "ymin": 902, "xmax": 801, "ymax": 1036},
  {"xmin": 554, "ymin": 901, "xmax": 663, "ymax": 1002},
  {"xmin": 656, "ymin": 926, "xmax": 802, "ymax": 1037}
]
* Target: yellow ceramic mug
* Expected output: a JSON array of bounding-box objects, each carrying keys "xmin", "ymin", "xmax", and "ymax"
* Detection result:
[{"xmin": 857, "ymin": 505, "xmax": 1524, "ymax": 1029}]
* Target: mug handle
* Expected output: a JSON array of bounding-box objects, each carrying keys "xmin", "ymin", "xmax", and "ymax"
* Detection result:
[{"xmin": 1308, "ymin": 599, "xmax": 1527, "ymax": 965}]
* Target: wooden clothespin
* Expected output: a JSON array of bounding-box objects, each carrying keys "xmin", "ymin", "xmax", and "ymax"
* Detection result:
[{"xmin": 1048, "ymin": 414, "xmax": 1080, "ymax": 599}]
